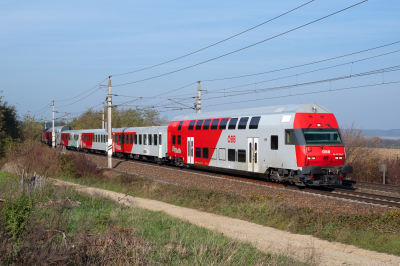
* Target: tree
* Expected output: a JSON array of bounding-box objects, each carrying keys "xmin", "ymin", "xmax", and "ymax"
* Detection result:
[
  {"xmin": 0, "ymin": 92, "xmax": 20, "ymax": 157},
  {"xmin": 69, "ymin": 106, "xmax": 168, "ymax": 130}
]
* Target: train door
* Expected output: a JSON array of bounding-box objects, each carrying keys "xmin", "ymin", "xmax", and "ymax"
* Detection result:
[
  {"xmin": 158, "ymin": 133, "xmax": 163, "ymax": 158},
  {"xmin": 247, "ymin": 137, "xmax": 259, "ymax": 172},
  {"xmin": 187, "ymin": 137, "xmax": 194, "ymax": 164},
  {"xmin": 112, "ymin": 133, "xmax": 116, "ymax": 153}
]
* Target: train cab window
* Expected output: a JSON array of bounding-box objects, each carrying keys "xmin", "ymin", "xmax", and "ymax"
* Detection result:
[
  {"xmin": 159, "ymin": 134, "xmax": 162, "ymax": 145},
  {"xmin": 149, "ymin": 134, "xmax": 152, "ymax": 145},
  {"xmin": 228, "ymin": 149, "xmax": 236, "ymax": 162},
  {"xmin": 154, "ymin": 134, "xmax": 157, "ymax": 145},
  {"xmin": 238, "ymin": 117, "xmax": 249, "ymax": 129},
  {"xmin": 203, "ymin": 119, "xmax": 211, "ymax": 130},
  {"xmin": 219, "ymin": 118, "xmax": 229, "ymax": 130},
  {"xmin": 144, "ymin": 134, "xmax": 147, "ymax": 145},
  {"xmin": 196, "ymin": 120, "xmax": 203, "ymax": 130},
  {"xmin": 188, "ymin": 120, "xmax": 196, "ymax": 130},
  {"xmin": 172, "ymin": 135, "xmax": 176, "ymax": 145},
  {"xmin": 130, "ymin": 134, "xmax": 133, "ymax": 144},
  {"xmin": 178, "ymin": 121, "xmax": 183, "ymax": 131},
  {"xmin": 211, "ymin": 119, "xmax": 220, "ymax": 130},
  {"xmin": 134, "ymin": 134, "xmax": 138, "ymax": 144},
  {"xmin": 219, "ymin": 148, "xmax": 225, "ymax": 160},
  {"xmin": 249, "ymin": 116, "xmax": 261, "ymax": 129},
  {"xmin": 177, "ymin": 135, "xmax": 181, "ymax": 145},
  {"xmin": 238, "ymin": 149, "xmax": 246, "ymax": 163},
  {"xmin": 228, "ymin": 118, "xmax": 238, "ymax": 130},
  {"xmin": 139, "ymin": 134, "xmax": 142, "ymax": 145},
  {"xmin": 195, "ymin": 147, "xmax": 201, "ymax": 158},
  {"xmin": 203, "ymin": 148, "xmax": 209, "ymax": 159},
  {"xmin": 271, "ymin": 135, "xmax": 278, "ymax": 150},
  {"xmin": 211, "ymin": 148, "xmax": 217, "ymax": 160}
]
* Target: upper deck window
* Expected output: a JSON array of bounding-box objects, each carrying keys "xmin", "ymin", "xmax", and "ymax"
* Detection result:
[
  {"xmin": 228, "ymin": 118, "xmax": 238, "ymax": 130},
  {"xmin": 219, "ymin": 118, "xmax": 229, "ymax": 130},
  {"xmin": 303, "ymin": 129, "xmax": 342, "ymax": 144},
  {"xmin": 188, "ymin": 120, "xmax": 196, "ymax": 130},
  {"xmin": 249, "ymin": 117, "xmax": 261, "ymax": 129},
  {"xmin": 238, "ymin": 117, "xmax": 249, "ymax": 129},
  {"xmin": 211, "ymin": 119, "xmax": 220, "ymax": 130},
  {"xmin": 178, "ymin": 121, "xmax": 183, "ymax": 130},
  {"xmin": 196, "ymin": 120, "xmax": 204, "ymax": 130},
  {"xmin": 203, "ymin": 119, "xmax": 211, "ymax": 130}
]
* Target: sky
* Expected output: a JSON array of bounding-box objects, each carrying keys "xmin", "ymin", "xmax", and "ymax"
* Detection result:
[{"xmin": 1, "ymin": 0, "xmax": 399, "ymax": 130}]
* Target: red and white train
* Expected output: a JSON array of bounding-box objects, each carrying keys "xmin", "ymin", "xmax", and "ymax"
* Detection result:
[{"xmin": 43, "ymin": 103, "xmax": 353, "ymax": 187}]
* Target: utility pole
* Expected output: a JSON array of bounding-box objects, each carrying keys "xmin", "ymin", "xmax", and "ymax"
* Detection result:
[
  {"xmin": 52, "ymin": 101, "xmax": 55, "ymax": 148},
  {"xmin": 102, "ymin": 102, "xmax": 105, "ymax": 129},
  {"xmin": 65, "ymin": 113, "xmax": 68, "ymax": 126},
  {"xmin": 107, "ymin": 77, "xmax": 112, "ymax": 168},
  {"xmin": 196, "ymin": 81, "xmax": 201, "ymax": 113},
  {"xmin": 44, "ymin": 117, "xmax": 47, "ymax": 130}
]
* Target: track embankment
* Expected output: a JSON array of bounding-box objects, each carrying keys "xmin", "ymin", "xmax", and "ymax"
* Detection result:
[
  {"xmin": 52, "ymin": 178, "xmax": 400, "ymax": 266},
  {"xmin": 83, "ymin": 152, "xmax": 388, "ymax": 215}
]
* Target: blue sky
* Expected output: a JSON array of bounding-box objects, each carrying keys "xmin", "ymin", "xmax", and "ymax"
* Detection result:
[{"xmin": 1, "ymin": 0, "xmax": 399, "ymax": 129}]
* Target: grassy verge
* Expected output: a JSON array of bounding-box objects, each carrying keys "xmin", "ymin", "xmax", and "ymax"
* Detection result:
[
  {"xmin": 0, "ymin": 172, "xmax": 308, "ymax": 265},
  {"xmin": 52, "ymin": 169, "xmax": 400, "ymax": 257}
]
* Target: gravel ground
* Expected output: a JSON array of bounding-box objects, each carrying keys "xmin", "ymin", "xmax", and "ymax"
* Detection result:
[{"xmin": 86, "ymin": 154, "xmax": 388, "ymax": 215}]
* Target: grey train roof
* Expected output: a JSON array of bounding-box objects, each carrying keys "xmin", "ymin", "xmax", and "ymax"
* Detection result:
[
  {"xmin": 114, "ymin": 126, "xmax": 168, "ymax": 133},
  {"xmin": 171, "ymin": 103, "xmax": 331, "ymax": 121},
  {"xmin": 45, "ymin": 126, "xmax": 71, "ymax": 133}
]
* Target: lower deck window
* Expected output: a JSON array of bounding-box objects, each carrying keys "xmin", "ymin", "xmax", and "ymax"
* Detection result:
[
  {"xmin": 228, "ymin": 149, "xmax": 235, "ymax": 162},
  {"xmin": 219, "ymin": 148, "xmax": 225, "ymax": 160},
  {"xmin": 149, "ymin": 134, "xmax": 152, "ymax": 145},
  {"xmin": 195, "ymin": 147, "xmax": 201, "ymax": 158},
  {"xmin": 177, "ymin": 135, "xmax": 181, "ymax": 145},
  {"xmin": 203, "ymin": 148, "xmax": 209, "ymax": 159},
  {"xmin": 238, "ymin": 149, "xmax": 246, "ymax": 163},
  {"xmin": 139, "ymin": 134, "xmax": 142, "ymax": 145},
  {"xmin": 271, "ymin": 135, "xmax": 278, "ymax": 150},
  {"xmin": 154, "ymin": 134, "xmax": 157, "ymax": 145}
]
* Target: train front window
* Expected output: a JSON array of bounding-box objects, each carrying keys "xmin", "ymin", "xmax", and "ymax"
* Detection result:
[{"xmin": 303, "ymin": 129, "xmax": 342, "ymax": 144}]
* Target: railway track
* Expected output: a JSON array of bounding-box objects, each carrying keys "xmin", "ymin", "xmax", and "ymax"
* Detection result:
[
  {"xmin": 354, "ymin": 181, "xmax": 400, "ymax": 194},
  {"xmin": 70, "ymin": 150, "xmax": 400, "ymax": 208}
]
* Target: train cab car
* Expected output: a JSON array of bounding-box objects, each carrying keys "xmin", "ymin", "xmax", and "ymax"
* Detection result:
[
  {"xmin": 42, "ymin": 126, "xmax": 72, "ymax": 147},
  {"xmin": 167, "ymin": 103, "xmax": 352, "ymax": 187}
]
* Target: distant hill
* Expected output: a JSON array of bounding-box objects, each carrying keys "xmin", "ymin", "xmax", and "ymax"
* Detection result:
[{"xmin": 362, "ymin": 129, "xmax": 400, "ymax": 139}]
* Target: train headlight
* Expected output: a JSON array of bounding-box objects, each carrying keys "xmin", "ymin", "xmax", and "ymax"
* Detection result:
[
  {"xmin": 339, "ymin": 156, "xmax": 343, "ymax": 159},
  {"xmin": 312, "ymin": 157, "xmax": 316, "ymax": 160},
  {"xmin": 307, "ymin": 157, "xmax": 311, "ymax": 160},
  {"xmin": 335, "ymin": 157, "xmax": 338, "ymax": 159}
]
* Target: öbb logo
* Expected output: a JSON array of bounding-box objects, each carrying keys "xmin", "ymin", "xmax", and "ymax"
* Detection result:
[
  {"xmin": 228, "ymin": 135, "xmax": 236, "ymax": 143},
  {"xmin": 322, "ymin": 150, "xmax": 331, "ymax": 154}
]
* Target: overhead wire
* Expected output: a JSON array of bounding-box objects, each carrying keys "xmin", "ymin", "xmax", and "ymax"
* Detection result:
[
  {"xmin": 111, "ymin": 0, "xmax": 316, "ymax": 77},
  {"xmin": 113, "ymin": 0, "xmax": 369, "ymax": 87}
]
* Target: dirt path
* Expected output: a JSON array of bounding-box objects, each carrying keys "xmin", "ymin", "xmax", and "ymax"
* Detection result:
[{"xmin": 53, "ymin": 179, "xmax": 400, "ymax": 266}]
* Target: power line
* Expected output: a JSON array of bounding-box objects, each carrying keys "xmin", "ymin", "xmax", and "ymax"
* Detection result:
[
  {"xmin": 111, "ymin": 0, "xmax": 316, "ymax": 77},
  {"xmin": 55, "ymin": 78, "xmax": 108, "ymax": 103},
  {"xmin": 114, "ymin": 0, "xmax": 369, "ymax": 87}
]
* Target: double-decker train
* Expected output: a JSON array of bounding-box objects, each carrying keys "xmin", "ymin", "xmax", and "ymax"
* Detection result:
[{"xmin": 42, "ymin": 103, "xmax": 353, "ymax": 187}]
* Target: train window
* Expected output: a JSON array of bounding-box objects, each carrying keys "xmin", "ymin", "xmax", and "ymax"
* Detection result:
[
  {"xmin": 238, "ymin": 149, "xmax": 246, "ymax": 163},
  {"xmin": 177, "ymin": 135, "xmax": 181, "ymax": 145},
  {"xmin": 203, "ymin": 148, "xmax": 209, "ymax": 159},
  {"xmin": 122, "ymin": 134, "xmax": 125, "ymax": 144},
  {"xmin": 134, "ymin": 134, "xmax": 137, "ymax": 144},
  {"xmin": 126, "ymin": 135, "xmax": 129, "ymax": 144},
  {"xmin": 159, "ymin": 134, "xmax": 162, "ymax": 145},
  {"xmin": 139, "ymin": 134, "xmax": 142, "ymax": 145},
  {"xmin": 219, "ymin": 118, "xmax": 229, "ymax": 130},
  {"xmin": 228, "ymin": 149, "xmax": 235, "ymax": 161},
  {"xmin": 285, "ymin": 130, "xmax": 291, "ymax": 144},
  {"xmin": 154, "ymin": 134, "xmax": 157, "ymax": 145},
  {"xmin": 211, "ymin": 119, "xmax": 220, "ymax": 130},
  {"xmin": 178, "ymin": 121, "xmax": 183, "ymax": 131},
  {"xmin": 149, "ymin": 134, "xmax": 152, "ymax": 145},
  {"xmin": 172, "ymin": 135, "xmax": 176, "ymax": 145},
  {"xmin": 238, "ymin": 117, "xmax": 249, "ymax": 129},
  {"xmin": 219, "ymin": 148, "xmax": 225, "ymax": 160},
  {"xmin": 188, "ymin": 120, "xmax": 196, "ymax": 130},
  {"xmin": 228, "ymin": 118, "xmax": 238, "ymax": 130},
  {"xmin": 130, "ymin": 134, "xmax": 133, "ymax": 144},
  {"xmin": 271, "ymin": 135, "xmax": 278, "ymax": 150},
  {"xmin": 196, "ymin": 120, "xmax": 203, "ymax": 130},
  {"xmin": 195, "ymin": 147, "xmax": 201, "ymax": 158},
  {"xmin": 249, "ymin": 116, "xmax": 261, "ymax": 129},
  {"xmin": 211, "ymin": 148, "xmax": 217, "ymax": 159},
  {"xmin": 144, "ymin": 134, "xmax": 147, "ymax": 145},
  {"xmin": 203, "ymin": 119, "xmax": 211, "ymax": 130}
]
